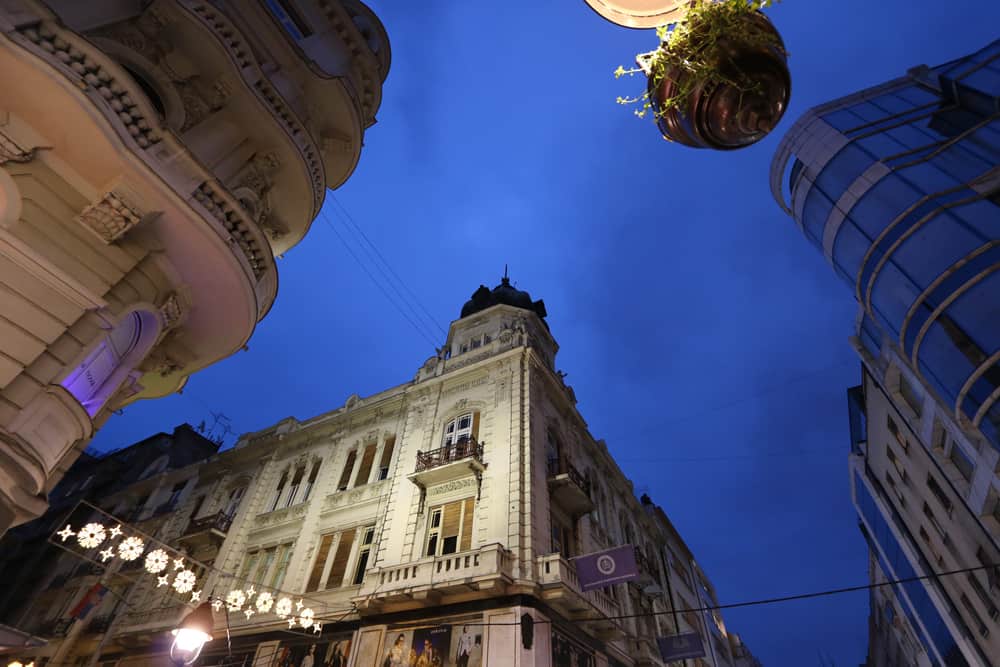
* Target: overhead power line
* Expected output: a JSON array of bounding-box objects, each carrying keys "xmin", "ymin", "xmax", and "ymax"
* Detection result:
[
  {"xmin": 318, "ymin": 206, "xmax": 440, "ymax": 350},
  {"xmin": 328, "ymin": 194, "xmax": 447, "ymax": 338}
]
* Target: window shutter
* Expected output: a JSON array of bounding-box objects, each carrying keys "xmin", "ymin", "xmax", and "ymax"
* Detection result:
[
  {"xmin": 355, "ymin": 443, "xmax": 377, "ymax": 486},
  {"xmin": 326, "ymin": 529, "xmax": 355, "ymax": 589},
  {"xmin": 379, "ymin": 437, "xmax": 396, "ymax": 472},
  {"xmin": 472, "ymin": 411, "xmax": 480, "ymax": 439},
  {"xmin": 460, "ymin": 497, "xmax": 475, "ymax": 552},
  {"xmin": 305, "ymin": 534, "xmax": 334, "ymax": 592},
  {"xmin": 337, "ymin": 451, "xmax": 356, "ymax": 490},
  {"xmin": 442, "ymin": 501, "xmax": 462, "ymax": 540}
]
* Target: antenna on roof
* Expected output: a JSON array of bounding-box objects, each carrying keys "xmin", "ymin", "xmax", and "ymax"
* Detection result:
[{"xmin": 503, "ymin": 264, "xmax": 509, "ymax": 281}]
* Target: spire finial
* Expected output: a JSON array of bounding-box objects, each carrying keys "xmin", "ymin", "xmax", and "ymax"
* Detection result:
[{"xmin": 502, "ymin": 264, "xmax": 509, "ymax": 284}]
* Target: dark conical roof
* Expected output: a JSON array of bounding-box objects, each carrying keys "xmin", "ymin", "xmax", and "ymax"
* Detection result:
[{"xmin": 460, "ymin": 276, "xmax": 547, "ymax": 323}]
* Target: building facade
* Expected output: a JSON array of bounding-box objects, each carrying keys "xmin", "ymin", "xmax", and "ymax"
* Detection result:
[
  {"xmin": 770, "ymin": 40, "xmax": 1000, "ymax": 666},
  {"xmin": 0, "ymin": 0, "xmax": 390, "ymax": 535},
  {"xmin": 0, "ymin": 278, "xmax": 758, "ymax": 667}
]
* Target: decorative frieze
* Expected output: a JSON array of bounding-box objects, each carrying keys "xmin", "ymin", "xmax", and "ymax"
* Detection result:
[
  {"xmin": 159, "ymin": 292, "xmax": 186, "ymax": 331},
  {"xmin": 321, "ymin": 479, "xmax": 389, "ymax": 513},
  {"xmin": 252, "ymin": 503, "xmax": 307, "ymax": 531},
  {"xmin": 427, "ymin": 478, "xmax": 476, "ymax": 498},
  {"xmin": 74, "ymin": 189, "xmax": 146, "ymax": 243},
  {"xmin": 192, "ymin": 181, "xmax": 268, "ymax": 279}
]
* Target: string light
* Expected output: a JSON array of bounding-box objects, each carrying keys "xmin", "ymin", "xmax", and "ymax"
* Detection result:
[
  {"xmin": 299, "ymin": 608, "xmax": 315, "ymax": 629},
  {"xmin": 173, "ymin": 570, "xmax": 197, "ymax": 594},
  {"xmin": 57, "ymin": 525, "xmax": 75, "ymax": 541},
  {"xmin": 99, "ymin": 548, "xmax": 115, "ymax": 562},
  {"xmin": 109, "ymin": 524, "xmax": 123, "ymax": 538},
  {"xmin": 226, "ymin": 589, "xmax": 246, "ymax": 612},
  {"xmin": 275, "ymin": 597, "xmax": 292, "ymax": 618},
  {"xmin": 118, "ymin": 536, "xmax": 144, "ymax": 561},
  {"xmin": 77, "ymin": 523, "xmax": 106, "ymax": 549},
  {"xmin": 255, "ymin": 592, "xmax": 274, "ymax": 613},
  {"xmin": 145, "ymin": 549, "xmax": 170, "ymax": 574}
]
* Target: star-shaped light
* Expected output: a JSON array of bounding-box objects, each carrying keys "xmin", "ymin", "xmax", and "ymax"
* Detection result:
[
  {"xmin": 212, "ymin": 598, "xmax": 224, "ymax": 612},
  {"xmin": 118, "ymin": 536, "xmax": 144, "ymax": 561},
  {"xmin": 57, "ymin": 525, "xmax": 75, "ymax": 541},
  {"xmin": 190, "ymin": 590, "xmax": 202, "ymax": 604},
  {"xmin": 288, "ymin": 618, "xmax": 296, "ymax": 628},
  {"xmin": 244, "ymin": 608, "xmax": 255, "ymax": 619},
  {"xmin": 109, "ymin": 525, "xmax": 123, "ymax": 539},
  {"xmin": 99, "ymin": 547, "xmax": 115, "ymax": 562},
  {"xmin": 312, "ymin": 622, "xmax": 322, "ymax": 635},
  {"xmin": 295, "ymin": 599, "xmax": 304, "ymax": 611},
  {"xmin": 77, "ymin": 523, "xmax": 107, "ymax": 549},
  {"xmin": 157, "ymin": 575, "xmax": 169, "ymax": 587},
  {"xmin": 173, "ymin": 569, "xmax": 197, "ymax": 594},
  {"xmin": 173, "ymin": 557, "xmax": 185, "ymax": 570},
  {"xmin": 246, "ymin": 584, "xmax": 256, "ymax": 596}
]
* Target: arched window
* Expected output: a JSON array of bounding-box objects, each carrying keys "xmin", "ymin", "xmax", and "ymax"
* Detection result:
[
  {"xmin": 60, "ymin": 309, "xmax": 160, "ymax": 417},
  {"xmin": 442, "ymin": 411, "xmax": 480, "ymax": 462}
]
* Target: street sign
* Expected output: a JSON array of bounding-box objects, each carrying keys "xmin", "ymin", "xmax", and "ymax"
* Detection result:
[
  {"xmin": 657, "ymin": 632, "xmax": 706, "ymax": 661},
  {"xmin": 572, "ymin": 545, "xmax": 639, "ymax": 591},
  {"xmin": 582, "ymin": 0, "xmax": 689, "ymax": 29}
]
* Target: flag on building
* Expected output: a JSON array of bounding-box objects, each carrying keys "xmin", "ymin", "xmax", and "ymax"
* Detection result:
[
  {"xmin": 69, "ymin": 582, "xmax": 108, "ymax": 620},
  {"xmin": 572, "ymin": 545, "xmax": 639, "ymax": 591},
  {"xmin": 657, "ymin": 632, "xmax": 706, "ymax": 661}
]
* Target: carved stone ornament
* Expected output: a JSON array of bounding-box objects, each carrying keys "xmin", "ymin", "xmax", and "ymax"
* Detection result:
[
  {"xmin": 75, "ymin": 189, "xmax": 147, "ymax": 244},
  {"xmin": 141, "ymin": 347, "xmax": 183, "ymax": 377},
  {"xmin": 159, "ymin": 293, "xmax": 186, "ymax": 331},
  {"xmin": 428, "ymin": 478, "xmax": 476, "ymax": 497}
]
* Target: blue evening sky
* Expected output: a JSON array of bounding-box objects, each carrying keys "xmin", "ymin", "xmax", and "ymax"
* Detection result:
[{"xmin": 89, "ymin": 2, "xmax": 1000, "ymax": 664}]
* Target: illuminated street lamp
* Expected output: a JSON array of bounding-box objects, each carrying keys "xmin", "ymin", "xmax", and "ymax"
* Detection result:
[
  {"xmin": 583, "ymin": 0, "xmax": 690, "ymax": 28},
  {"xmin": 169, "ymin": 602, "xmax": 214, "ymax": 666}
]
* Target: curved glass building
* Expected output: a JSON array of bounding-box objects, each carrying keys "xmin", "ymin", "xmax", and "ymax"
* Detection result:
[{"xmin": 772, "ymin": 40, "xmax": 1000, "ymax": 450}]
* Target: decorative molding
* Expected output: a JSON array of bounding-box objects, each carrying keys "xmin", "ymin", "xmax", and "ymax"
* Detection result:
[
  {"xmin": 252, "ymin": 502, "xmax": 307, "ymax": 530},
  {"xmin": 74, "ymin": 188, "xmax": 148, "ymax": 244},
  {"xmin": 16, "ymin": 23, "xmax": 162, "ymax": 149},
  {"xmin": 158, "ymin": 292, "xmax": 186, "ymax": 331},
  {"xmin": 192, "ymin": 181, "xmax": 268, "ymax": 279},
  {"xmin": 321, "ymin": 479, "xmax": 388, "ymax": 513},
  {"xmin": 427, "ymin": 478, "xmax": 476, "ymax": 498},
  {"xmin": 0, "ymin": 231, "xmax": 108, "ymax": 310},
  {"xmin": 0, "ymin": 127, "xmax": 41, "ymax": 165}
]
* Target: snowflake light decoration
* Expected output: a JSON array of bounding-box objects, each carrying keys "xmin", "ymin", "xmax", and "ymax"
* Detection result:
[
  {"xmin": 246, "ymin": 585, "xmax": 256, "ymax": 597},
  {"xmin": 226, "ymin": 589, "xmax": 246, "ymax": 612},
  {"xmin": 299, "ymin": 607, "xmax": 315, "ymax": 628},
  {"xmin": 99, "ymin": 548, "xmax": 115, "ymax": 562},
  {"xmin": 144, "ymin": 549, "xmax": 169, "ymax": 574},
  {"xmin": 295, "ymin": 599, "xmax": 304, "ymax": 611},
  {"xmin": 255, "ymin": 592, "xmax": 274, "ymax": 613},
  {"xmin": 312, "ymin": 622, "xmax": 322, "ymax": 635},
  {"xmin": 57, "ymin": 525, "xmax": 75, "ymax": 541},
  {"xmin": 173, "ymin": 569, "xmax": 197, "ymax": 594},
  {"xmin": 288, "ymin": 618, "xmax": 296, "ymax": 628},
  {"xmin": 77, "ymin": 523, "xmax": 107, "ymax": 549},
  {"xmin": 275, "ymin": 597, "xmax": 292, "ymax": 618},
  {"xmin": 117, "ymin": 536, "xmax": 144, "ymax": 561}
]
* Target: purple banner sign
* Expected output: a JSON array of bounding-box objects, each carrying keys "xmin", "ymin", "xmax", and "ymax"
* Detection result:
[
  {"xmin": 657, "ymin": 632, "xmax": 706, "ymax": 661},
  {"xmin": 572, "ymin": 545, "xmax": 638, "ymax": 591}
]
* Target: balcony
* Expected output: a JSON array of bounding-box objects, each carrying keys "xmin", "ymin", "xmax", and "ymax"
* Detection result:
[
  {"xmin": 536, "ymin": 554, "xmax": 623, "ymax": 640},
  {"xmin": 355, "ymin": 543, "xmax": 512, "ymax": 611},
  {"xmin": 547, "ymin": 460, "xmax": 594, "ymax": 517},
  {"xmin": 408, "ymin": 439, "xmax": 486, "ymax": 488},
  {"xmin": 36, "ymin": 618, "xmax": 73, "ymax": 638},
  {"xmin": 177, "ymin": 511, "xmax": 232, "ymax": 551}
]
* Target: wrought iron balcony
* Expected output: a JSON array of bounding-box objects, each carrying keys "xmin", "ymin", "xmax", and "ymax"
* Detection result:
[
  {"xmin": 409, "ymin": 438, "xmax": 486, "ymax": 488},
  {"xmin": 178, "ymin": 511, "xmax": 233, "ymax": 551},
  {"xmin": 547, "ymin": 459, "xmax": 594, "ymax": 517}
]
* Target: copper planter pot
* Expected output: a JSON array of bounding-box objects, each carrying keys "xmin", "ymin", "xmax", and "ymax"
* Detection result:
[{"xmin": 648, "ymin": 11, "xmax": 790, "ymax": 150}]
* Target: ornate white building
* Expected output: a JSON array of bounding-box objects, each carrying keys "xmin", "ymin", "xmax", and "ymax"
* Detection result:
[
  {"xmin": 1, "ymin": 277, "xmax": 759, "ymax": 667},
  {"xmin": 0, "ymin": 0, "xmax": 390, "ymax": 534}
]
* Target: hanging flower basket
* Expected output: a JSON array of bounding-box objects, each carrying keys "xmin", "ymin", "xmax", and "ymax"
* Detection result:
[{"xmin": 615, "ymin": 0, "xmax": 791, "ymax": 150}]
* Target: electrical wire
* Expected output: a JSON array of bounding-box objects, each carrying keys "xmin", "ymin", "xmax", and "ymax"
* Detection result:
[
  {"xmin": 305, "ymin": 561, "xmax": 999, "ymax": 627},
  {"xmin": 328, "ymin": 193, "xmax": 448, "ymax": 339},
  {"xmin": 318, "ymin": 207, "xmax": 440, "ymax": 350}
]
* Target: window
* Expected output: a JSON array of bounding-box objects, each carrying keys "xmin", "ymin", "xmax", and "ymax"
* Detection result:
[
  {"xmin": 898, "ymin": 375, "xmax": 923, "ymax": 417},
  {"xmin": 302, "ymin": 462, "xmax": 321, "ymax": 502},
  {"xmin": 353, "ymin": 527, "xmax": 375, "ymax": 585},
  {"xmin": 326, "ymin": 529, "xmax": 356, "ymax": 589},
  {"xmin": 550, "ymin": 517, "xmax": 576, "ymax": 558},
  {"xmin": 224, "ymin": 487, "xmax": 245, "ymax": 518},
  {"xmin": 253, "ymin": 547, "xmax": 276, "ymax": 585},
  {"xmin": 922, "ymin": 501, "xmax": 947, "ymax": 539},
  {"xmin": 444, "ymin": 413, "xmax": 477, "ymax": 446},
  {"xmin": 239, "ymin": 551, "xmax": 259, "ymax": 582},
  {"xmin": 949, "ymin": 445, "xmax": 975, "ymax": 482},
  {"xmin": 966, "ymin": 573, "xmax": 999, "ymax": 620},
  {"xmin": 885, "ymin": 472, "xmax": 906, "ymax": 506},
  {"xmin": 306, "ymin": 534, "xmax": 335, "ymax": 593},
  {"xmin": 285, "ymin": 467, "xmax": 305, "ymax": 508},
  {"xmin": 166, "ymin": 482, "xmax": 185, "ymax": 509},
  {"xmin": 926, "ymin": 475, "xmax": 953, "ymax": 515},
  {"xmin": 426, "ymin": 498, "xmax": 475, "ymax": 556},
  {"xmin": 268, "ymin": 472, "xmax": 287, "ymax": 513},
  {"xmin": 354, "ymin": 443, "xmax": 377, "ymax": 486},
  {"xmin": 377, "ymin": 437, "xmax": 395, "ymax": 480},
  {"xmin": 885, "ymin": 445, "xmax": 907, "ymax": 483},
  {"xmin": 269, "ymin": 543, "xmax": 293, "ymax": 590},
  {"xmin": 546, "ymin": 431, "xmax": 561, "ymax": 475},
  {"xmin": 959, "ymin": 593, "xmax": 989, "ymax": 638},
  {"xmin": 337, "ymin": 451, "xmax": 356, "ymax": 491}
]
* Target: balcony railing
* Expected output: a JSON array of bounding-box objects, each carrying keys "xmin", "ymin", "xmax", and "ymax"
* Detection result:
[
  {"xmin": 547, "ymin": 459, "xmax": 594, "ymax": 517},
  {"xmin": 536, "ymin": 554, "xmax": 622, "ymax": 639},
  {"xmin": 185, "ymin": 511, "xmax": 234, "ymax": 535},
  {"xmin": 355, "ymin": 543, "xmax": 512, "ymax": 609},
  {"xmin": 415, "ymin": 438, "xmax": 484, "ymax": 472}
]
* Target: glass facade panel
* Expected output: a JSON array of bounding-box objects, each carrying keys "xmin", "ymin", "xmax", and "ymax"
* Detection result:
[
  {"xmin": 855, "ymin": 473, "xmax": 970, "ymax": 666},
  {"xmin": 890, "ymin": 210, "xmax": 984, "ymax": 287},
  {"xmin": 917, "ymin": 322, "xmax": 978, "ymax": 406},
  {"xmin": 944, "ymin": 268, "xmax": 1000, "ymax": 355},
  {"xmin": 817, "ymin": 144, "xmax": 878, "ymax": 198},
  {"xmin": 802, "ymin": 185, "xmax": 836, "ymax": 247},
  {"xmin": 870, "ymin": 262, "xmax": 922, "ymax": 336},
  {"xmin": 831, "ymin": 221, "xmax": 872, "ymax": 286}
]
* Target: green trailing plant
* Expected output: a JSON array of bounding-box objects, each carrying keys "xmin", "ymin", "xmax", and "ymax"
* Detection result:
[{"xmin": 615, "ymin": 0, "xmax": 785, "ymax": 120}]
